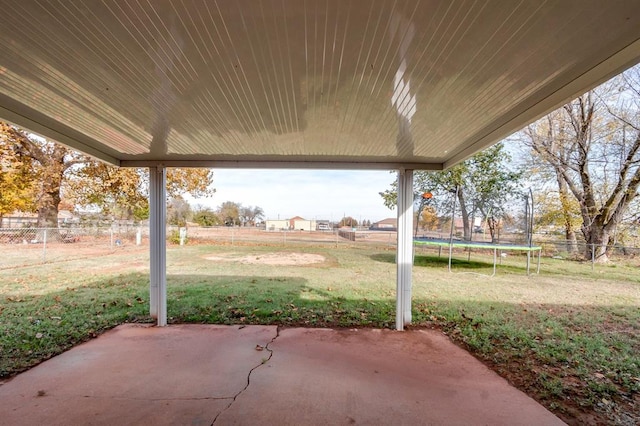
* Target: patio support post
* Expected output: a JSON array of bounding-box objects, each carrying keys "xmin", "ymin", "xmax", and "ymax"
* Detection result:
[
  {"xmin": 396, "ymin": 169, "xmax": 414, "ymax": 330},
  {"xmin": 149, "ymin": 166, "xmax": 167, "ymax": 326}
]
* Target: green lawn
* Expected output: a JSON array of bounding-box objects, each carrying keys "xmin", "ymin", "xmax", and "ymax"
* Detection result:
[{"xmin": 1, "ymin": 244, "xmax": 638, "ymax": 424}]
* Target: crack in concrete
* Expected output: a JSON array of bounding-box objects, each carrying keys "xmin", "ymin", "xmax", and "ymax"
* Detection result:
[{"xmin": 211, "ymin": 326, "xmax": 280, "ymax": 425}]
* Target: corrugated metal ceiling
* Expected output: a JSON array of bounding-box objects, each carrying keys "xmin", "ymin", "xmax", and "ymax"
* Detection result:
[{"xmin": 1, "ymin": 0, "xmax": 640, "ymax": 169}]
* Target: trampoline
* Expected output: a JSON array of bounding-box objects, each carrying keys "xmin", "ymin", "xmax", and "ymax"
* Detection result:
[{"xmin": 414, "ymin": 237, "xmax": 542, "ymax": 276}]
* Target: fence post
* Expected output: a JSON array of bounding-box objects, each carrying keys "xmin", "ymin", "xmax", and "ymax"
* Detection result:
[
  {"xmin": 42, "ymin": 229, "xmax": 47, "ymax": 263},
  {"xmin": 136, "ymin": 228, "xmax": 142, "ymax": 246}
]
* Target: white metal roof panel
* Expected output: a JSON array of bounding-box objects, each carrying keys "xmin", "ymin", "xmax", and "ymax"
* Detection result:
[{"xmin": 1, "ymin": 0, "xmax": 639, "ymax": 168}]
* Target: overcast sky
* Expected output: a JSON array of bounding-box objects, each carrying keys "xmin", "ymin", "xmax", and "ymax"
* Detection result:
[{"xmin": 185, "ymin": 169, "xmax": 398, "ymax": 223}]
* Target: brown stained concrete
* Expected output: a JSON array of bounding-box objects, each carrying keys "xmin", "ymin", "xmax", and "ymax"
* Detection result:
[{"xmin": 0, "ymin": 324, "xmax": 565, "ymax": 426}]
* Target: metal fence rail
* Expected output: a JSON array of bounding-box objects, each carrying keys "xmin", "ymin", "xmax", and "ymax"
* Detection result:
[
  {"xmin": 1, "ymin": 226, "xmax": 638, "ymax": 270},
  {"xmin": 180, "ymin": 226, "xmax": 397, "ymax": 248},
  {"xmin": 0, "ymin": 227, "xmax": 148, "ymax": 269}
]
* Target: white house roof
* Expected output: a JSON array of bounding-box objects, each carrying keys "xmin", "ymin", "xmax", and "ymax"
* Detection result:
[{"xmin": 1, "ymin": 1, "xmax": 640, "ymax": 169}]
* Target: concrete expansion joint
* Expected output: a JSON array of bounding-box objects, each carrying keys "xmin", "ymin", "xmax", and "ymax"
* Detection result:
[{"xmin": 211, "ymin": 326, "xmax": 280, "ymax": 425}]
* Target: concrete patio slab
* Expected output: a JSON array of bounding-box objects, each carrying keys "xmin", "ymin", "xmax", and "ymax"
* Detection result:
[{"xmin": 0, "ymin": 324, "xmax": 564, "ymax": 425}]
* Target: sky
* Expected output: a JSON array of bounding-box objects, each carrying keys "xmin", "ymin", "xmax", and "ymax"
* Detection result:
[{"xmin": 185, "ymin": 169, "xmax": 398, "ymax": 223}]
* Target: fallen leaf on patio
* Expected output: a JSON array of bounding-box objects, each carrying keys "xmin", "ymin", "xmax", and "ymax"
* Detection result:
[{"xmin": 255, "ymin": 345, "xmax": 264, "ymax": 351}]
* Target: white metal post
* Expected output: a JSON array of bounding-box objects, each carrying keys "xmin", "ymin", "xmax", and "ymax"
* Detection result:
[
  {"xmin": 149, "ymin": 166, "xmax": 167, "ymax": 326},
  {"xmin": 396, "ymin": 169, "xmax": 414, "ymax": 330}
]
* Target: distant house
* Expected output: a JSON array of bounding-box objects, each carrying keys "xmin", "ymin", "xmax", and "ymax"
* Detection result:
[
  {"xmin": 0, "ymin": 212, "xmax": 37, "ymax": 228},
  {"xmin": 288, "ymin": 216, "xmax": 304, "ymax": 229},
  {"xmin": 370, "ymin": 218, "xmax": 397, "ymax": 231},
  {"xmin": 1, "ymin": 210, "xmax": 79, "ymax": 228},
  {"xmin": 293, "ymin": 218, "xmax": 316, "ymax": 231},
  {"xmin": 265, "ymin": 216, "xmax": 317, "ymax": 231},
  {"xmin": 289, "ymin": 216, "xmax": 318, "ymax": 231},
  {"xmin": 265, "ymin": 219, "xmax": 290, "ymax": 231}
]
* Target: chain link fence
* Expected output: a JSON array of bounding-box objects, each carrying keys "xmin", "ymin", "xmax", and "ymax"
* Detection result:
[
  {"xmin": 0, "ymin": 226, "xmax": 148, "ymax": 269},
  {"xmin": 537, "ymin": 239, "xmax": 640, "ymax": 267},
  {"xmin": 174, "ymin": 226, "xmax": 398, "ymax": 248},
  {"xmin": 1, "ymin": 225, "xmax": 638, "ymax": 270},
  {"xmin": 0, "ymin": 225, "xmax": 398, "ymax": 269}
]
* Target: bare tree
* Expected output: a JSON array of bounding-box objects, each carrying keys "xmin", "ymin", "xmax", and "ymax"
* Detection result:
[
  {"xmin": 523, "ymin": 111, "xmax": 580, "ymax": 254},
  {"xmin": 239, "ymin": 205, "xmax": 264, "ymax": 226},
  {"xmin": 522, "ymin": 67, "xmax": 640, "ymax": 262},
  {"xmin": 167, "ymin": 197, "xmax": 192, "ymax": 227}
]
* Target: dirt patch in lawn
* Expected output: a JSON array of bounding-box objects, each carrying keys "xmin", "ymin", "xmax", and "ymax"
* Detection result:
[{"xmin": 204, "ymin": 252, "xmax": 326, "ymax": 266}]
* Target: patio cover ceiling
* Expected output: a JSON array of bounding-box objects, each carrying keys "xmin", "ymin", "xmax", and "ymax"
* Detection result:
[{"xmin": 1, "ymin": 1, "xmax": 640, "ymax": 170}]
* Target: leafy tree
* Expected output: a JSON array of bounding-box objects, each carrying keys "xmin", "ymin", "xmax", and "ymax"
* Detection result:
[
  {"xmin": 414, "ymin": 194, "xmax": 434, "ymax": 237},
  {"xmin": 165, "ymin": 169, "xmax": 215, "ymax": 199},
  {"xmin": 338, "ymin": 216, "xmax": 358, "ymax": 227},
  {"xmin": 1, "ymin": 125, "xmax": 89, "ymax": 228},
  {"xmin": 380, "ymin": 143, "xmax": 522, "ymax": 242},
  {"xmin": 0, "ymin": 124, "xmax": 37, "ymax": 224},
  {"xmin": 0, "ymin": 121, "xmax": 215, "ymax": 227},
  {"xmin": 68, "ymin": 163, "xmax": 214, "ymax": 222},
  {"xmin": 533, "ymin": 190, "xmax": 581, "ymax": 240},
  {"xmin": 192, "ymin": 207, "xmax": 221, "ymax": 226},
  {"xmin": 417, "ymin": 205, "xmax": 438, "ymax": 234},
  {"xmin": 521, "ymin": 66, "xmax": 640, "ymax": 261},
  {"xmin": 67, "ymin": 164, "xmax": 148, "ymax": 221}
]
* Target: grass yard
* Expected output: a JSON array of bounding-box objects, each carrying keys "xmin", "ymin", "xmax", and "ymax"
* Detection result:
[{"xmin": 0, "ymin": 243, "xmax": 638, "ymax": 425}]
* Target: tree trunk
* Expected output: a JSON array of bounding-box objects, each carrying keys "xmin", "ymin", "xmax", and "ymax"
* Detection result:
[
  {"xmin": 565, "ymin": 228, "xmax": 578, "ymax": 255},
  {"xmin": 458, "ymin": 190, "xmax": 471, "ymax": 241},
  {"xmin": 414, "ymin": 198, "xmax": 429, "ymax": 238},
  {"xmin": 584, "ymin": 219, "xmax": 611, "ymax": 263},
  {"xmin": 37, "ymin": 191, "xmax": 60, "ymax": 228},
  {"xmin": 36, "ymin": 164, "xmax": 64, "ymax": 229},
  {"xmin": 487, "ymin": 216, "xmax": 497, "ymax": 243},
  {"xmin": 557, "ymin": 178, "xmax": 578, "ymax": 254},
  {"xmin": 25, "ymin": 143, "xmax": 69, "ymax": 233}
]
